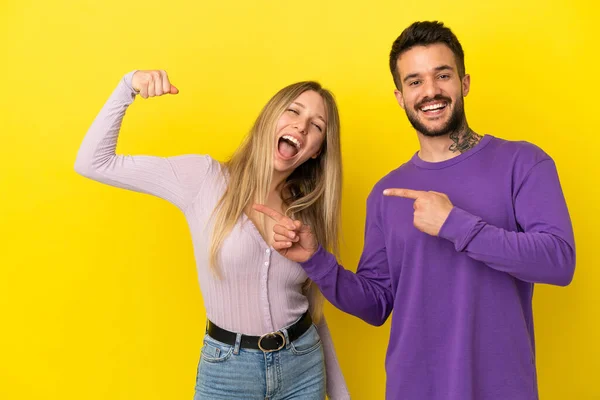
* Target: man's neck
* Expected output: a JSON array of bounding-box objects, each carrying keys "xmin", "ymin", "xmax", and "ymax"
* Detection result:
[{"xmin": 417, "ymin": 124, "xmax": 482, "ymax": 163}]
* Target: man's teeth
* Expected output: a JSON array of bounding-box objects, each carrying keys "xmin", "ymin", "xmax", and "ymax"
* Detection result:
[
  {"xmin": 282, "ymin": 135, "xmax": 301, "ymax": 149},
  {"xmin": 421, "ymin": 103, "xmax": 446, "ymax": 111}
]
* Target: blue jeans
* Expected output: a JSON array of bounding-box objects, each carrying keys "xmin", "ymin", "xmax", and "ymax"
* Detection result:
[{"xmin": 194, "ymin": 324, "xmax": 326, "ymax": 399}]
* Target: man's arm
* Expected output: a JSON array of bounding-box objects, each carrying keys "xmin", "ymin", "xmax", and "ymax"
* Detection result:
[
  {"xmin": 300, "ymin": 192, "xmax": 394, "ymax": 326},
  {"xmin": 384, "ymin": 159, "xmax": 575, "ymax": 286}
]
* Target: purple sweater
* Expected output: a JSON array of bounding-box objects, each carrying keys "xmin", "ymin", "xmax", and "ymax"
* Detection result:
[{"xmin": 301, "ymin": 135, "xmax": 575, "ymax": 400}]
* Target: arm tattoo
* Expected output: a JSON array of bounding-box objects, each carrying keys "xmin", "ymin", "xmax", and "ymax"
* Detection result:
[{"xmin": 449, "ymin": 128, "xmax": 482, "ymax": 153}]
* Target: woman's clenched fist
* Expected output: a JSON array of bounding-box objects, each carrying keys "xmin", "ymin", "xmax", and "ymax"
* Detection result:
[{"xmin": 132, "ymin": 70, "xmax": 179, "ymax": 99}]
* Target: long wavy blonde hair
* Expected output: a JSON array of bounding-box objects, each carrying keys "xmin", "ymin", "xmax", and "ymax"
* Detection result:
[{"xmin": 208, "ymin": 81, "xmax": 342, "ymax": 322}]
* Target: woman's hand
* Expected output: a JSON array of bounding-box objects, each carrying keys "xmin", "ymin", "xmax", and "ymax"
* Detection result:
[
  {"xmin": 132, "ymin": 70, "xmax": 179, "ymax": 99},
  {"xmin": 252, "ymin": 204, "xmax": 319, "ymax": 263}
]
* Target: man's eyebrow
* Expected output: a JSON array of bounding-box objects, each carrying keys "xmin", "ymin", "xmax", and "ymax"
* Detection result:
[{"xmin": 402, "ymin": 65, "xmax": 454, "ymax": 83}]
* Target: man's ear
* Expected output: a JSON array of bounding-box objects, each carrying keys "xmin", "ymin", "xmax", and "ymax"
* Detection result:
[
  {"xmin": 394, "ymin": 89, "xmax": 405, "ymax": 110},
  {"xmin": 462, "ymin": 74, "xmax": 471, "ymax": 97}
]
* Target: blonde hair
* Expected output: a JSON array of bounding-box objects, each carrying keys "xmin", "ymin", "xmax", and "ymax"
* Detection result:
[{"xmin": 208, "ymin": 81, "xmax": 342, "ymax": 322}]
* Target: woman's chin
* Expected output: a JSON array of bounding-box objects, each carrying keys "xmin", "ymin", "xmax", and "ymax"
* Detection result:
[{"xmin": 273, "ymin": 159, "xmax": 302, "ymax": 177}]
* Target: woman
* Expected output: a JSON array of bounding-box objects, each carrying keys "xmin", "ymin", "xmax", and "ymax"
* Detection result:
[{"xmin": 75, "ymin": 70, "xmax": 349, "ymax": 399}]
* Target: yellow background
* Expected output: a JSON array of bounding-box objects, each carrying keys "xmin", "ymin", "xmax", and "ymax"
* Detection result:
[{"xmin": 1, "ymin": 0, "xmax": 597, "ymax": 399}]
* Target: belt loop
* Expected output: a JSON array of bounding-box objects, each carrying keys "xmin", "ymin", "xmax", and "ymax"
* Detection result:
[
  {"xmin": 281, "ymin": 328, "xmax": 291, "ymax": 349},
  {"xmin": 233, "ymin": 333, "xmax": 242, "ymax": 355}
]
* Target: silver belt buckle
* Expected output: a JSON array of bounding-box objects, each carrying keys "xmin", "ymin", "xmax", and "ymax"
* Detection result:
[{"xmin": 258, "ymin": 331, "xmax": 285, "ymax": 352}]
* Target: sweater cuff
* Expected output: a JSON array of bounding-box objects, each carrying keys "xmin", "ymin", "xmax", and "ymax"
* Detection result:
[
  {"xmin": 118, "ymin": 70, "xmax": 138, "ymax": 101},
  {"xmin": 300, "ymin": 245, "xmax": 338, "ymax": 282},
  {"xmin": 438, "ymin": 206, "xmax": 482, "ymax": 252}
]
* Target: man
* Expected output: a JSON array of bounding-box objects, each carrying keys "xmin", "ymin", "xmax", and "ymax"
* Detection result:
[{"xmin": 254, "ymin": 21, "xmax": 575, "ymax": 400}]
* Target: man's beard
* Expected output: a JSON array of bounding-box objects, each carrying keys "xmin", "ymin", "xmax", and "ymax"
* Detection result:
[{"xmin": 405, "ymin": 95, "xmax": 465, "ymax": 137}]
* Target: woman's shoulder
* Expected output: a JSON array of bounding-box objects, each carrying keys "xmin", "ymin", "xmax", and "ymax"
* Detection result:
[
  {"xmin": 162, "ymin": 154, "xmax": 228, "ymax": 195},
  {"xmin": 168, "ymin": 154, "xmax": 225, "ymax": 176}
]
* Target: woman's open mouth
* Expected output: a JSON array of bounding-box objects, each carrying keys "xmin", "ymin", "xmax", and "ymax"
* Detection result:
[{"xmin": 277, "ymin": 134, "xmax": 301, "ymax": 160}]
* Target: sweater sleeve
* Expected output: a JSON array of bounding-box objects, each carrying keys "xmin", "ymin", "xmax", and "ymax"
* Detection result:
[
  {"xmin": 439, "ymin": 159, "xmax": 575, "ymax": 286},
  {"xmin": 74, "ymin": 71, "xmax": 213, "ymax": 211},
  {"xmin": 301, "ymin": 192, "xmax": 395, "ymax": 327}
]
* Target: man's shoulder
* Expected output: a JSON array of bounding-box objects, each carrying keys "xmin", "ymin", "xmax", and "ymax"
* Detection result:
[{"xmin": 487, "ymin": 135, "xmax": 552, "ymax": 164}]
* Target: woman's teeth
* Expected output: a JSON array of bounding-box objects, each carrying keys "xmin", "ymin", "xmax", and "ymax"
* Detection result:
[{"xmin": 281, "ymin": 134, "xmax": 301, "ymax": 149}]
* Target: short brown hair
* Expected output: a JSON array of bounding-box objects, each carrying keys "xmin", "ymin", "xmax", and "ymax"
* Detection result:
[{"xmin": 389, "ymin": 21, "xmax": 465, "ymax": 89}]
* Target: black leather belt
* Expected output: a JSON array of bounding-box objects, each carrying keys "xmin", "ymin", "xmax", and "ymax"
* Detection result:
[{"xmin": 206, "ymin": 312, "xmax": 312, "ymax": 352}]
